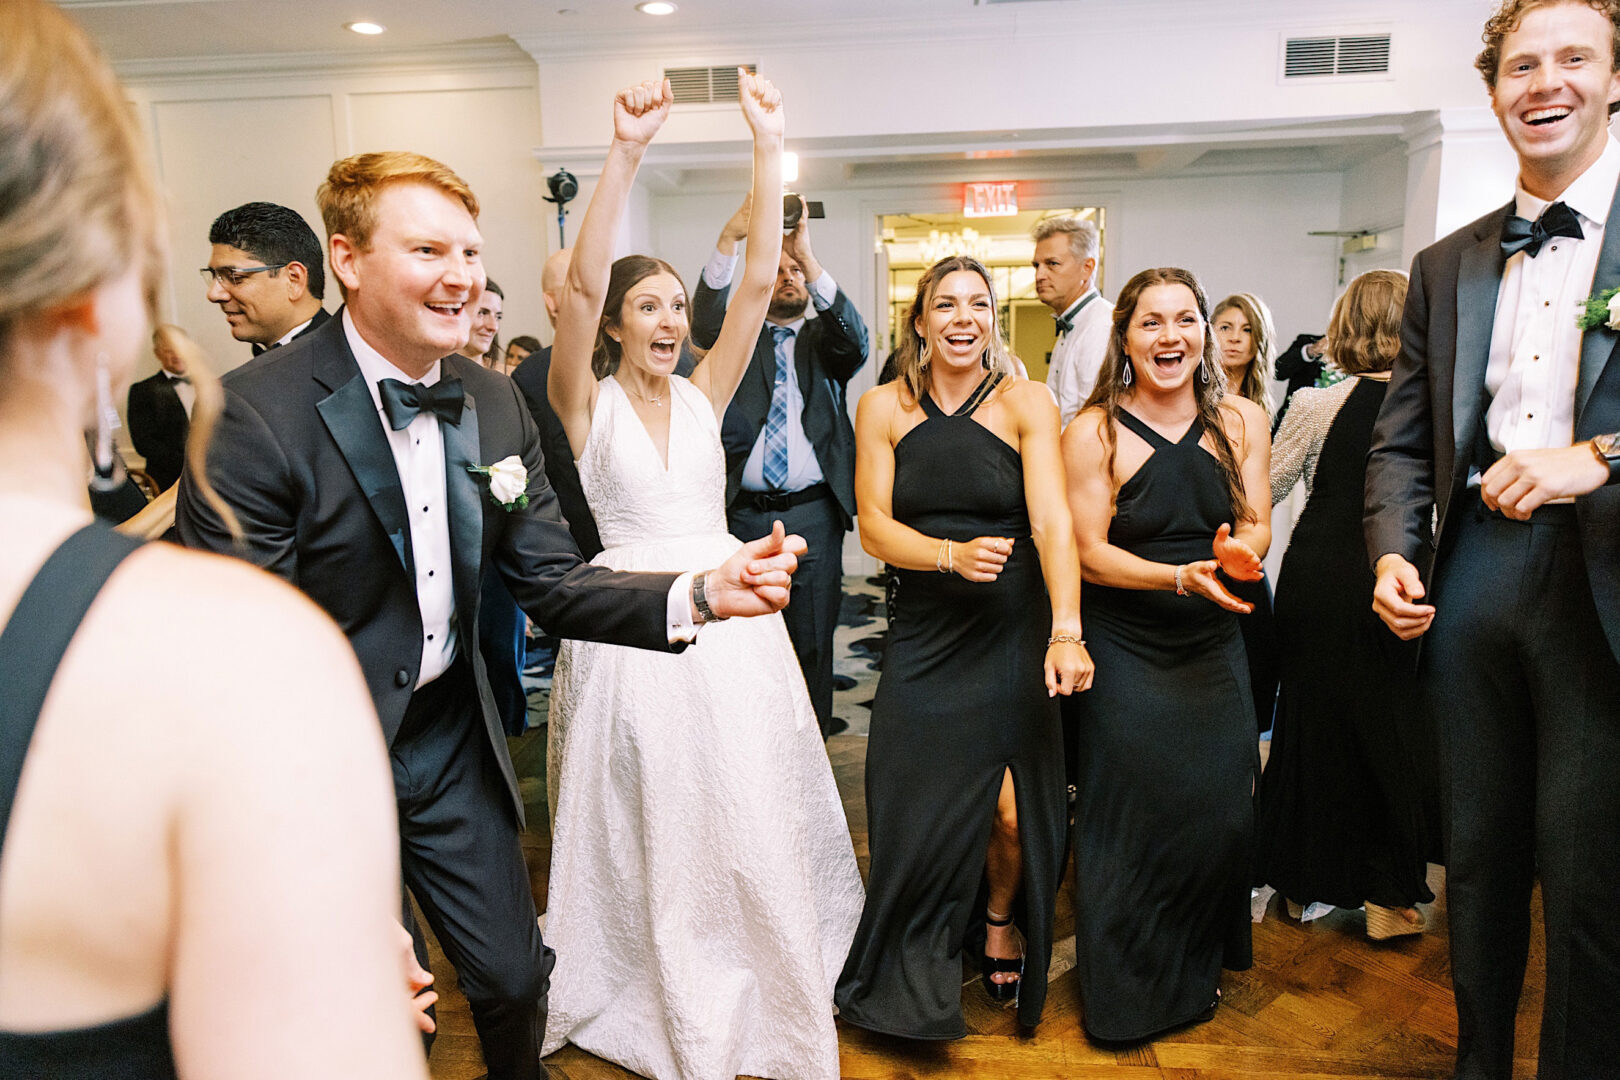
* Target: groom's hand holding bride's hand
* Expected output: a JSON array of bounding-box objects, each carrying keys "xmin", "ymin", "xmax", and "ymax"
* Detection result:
[{"xmin": 705, "ymin": 520, "xmax": 807, "ymax": 619}]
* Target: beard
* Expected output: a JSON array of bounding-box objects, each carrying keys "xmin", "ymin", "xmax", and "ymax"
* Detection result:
[{"xmin": 768, "ymin": 293, "xmax": 809, "ymax": 322}]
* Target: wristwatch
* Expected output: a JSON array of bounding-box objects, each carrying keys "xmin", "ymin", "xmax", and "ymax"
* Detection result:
[
  {"xmin": 1591, "ymin": 432, "xmax": 1620, "ymax": 485},
  {"xmin": 691, "ymin": 570, "xmax": 728, "ymax": 624}
]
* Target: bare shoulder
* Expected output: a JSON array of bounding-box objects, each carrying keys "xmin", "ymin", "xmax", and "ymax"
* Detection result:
[
  {"xmin": 857, "ymin": 379, "xmax": 902, "ymax": 413},
  {"xmin": 1220, "ymin": 394, "xmax": 1269, "ymax": 441},
  {"xmin": 104, "ymin": 546, "xmax": 376, "ymax": 744},
  {"xmin": 1062, "ymin": 404, "xmax": 1109, "ymax": 449},
  {"xmin": 1001, "ymin": 377, "xmax": 1060, "ymax": 417}
]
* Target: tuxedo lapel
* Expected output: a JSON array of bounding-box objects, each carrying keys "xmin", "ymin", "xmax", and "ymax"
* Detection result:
[
  {"xmin": 1578, "ymin": 177, "xmax": 1620, "ymax": 427},
  {"xmin": 1453, "ymin": 207, "xmax": 1510, "ymax": 463},
  {"xmin": 314, "ymin": 345, "xmax": 415, "ymax": 577},
  {"xmin": 439, "ymin": 372, "xmax": 484, "ymax": 626}
]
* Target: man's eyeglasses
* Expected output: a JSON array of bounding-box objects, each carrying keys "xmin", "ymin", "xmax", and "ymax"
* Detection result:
[{"xmin": 199, "ymin": 263, "xmax": 288, "ymax": 288}]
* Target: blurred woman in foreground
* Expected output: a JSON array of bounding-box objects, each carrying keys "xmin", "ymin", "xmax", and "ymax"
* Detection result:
[{"xmin": 0, "ymin": 3, "xmax": 428, "ymax": 1077}]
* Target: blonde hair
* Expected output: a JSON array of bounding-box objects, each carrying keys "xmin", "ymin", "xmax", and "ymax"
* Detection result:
[
  {"xmin": 1212, "ymin": 293, "xmax": 1276, "ymax": 413},
  {"xmin": 0, "ymin": 0, "xmax": 235, "ymax": 532},
  {"xmin": 890, "ymin": 256, "xmax": 1015, "ymax": 407},
  {"xmin": 1326, "ymin": 270, "xmax": 1408, "ymax": 376},
  {"xmin": 316, "ymin": 152, "xmax": 479, "ymax": 298},
  {"xmin": 0, "ymin": 0, "xmax": 162, "ymax": 353}
]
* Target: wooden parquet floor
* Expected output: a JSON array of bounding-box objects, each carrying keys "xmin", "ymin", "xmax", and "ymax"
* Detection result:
[{"xmin": 422, "ymin": 731, "xmax": 1544, "ymax": 1079}]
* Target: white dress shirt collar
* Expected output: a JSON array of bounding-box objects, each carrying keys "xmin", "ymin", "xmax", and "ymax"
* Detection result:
[
  {"xmin": 1515, "ymin": 135, "xmax": 1620, "ymax": 225},
  {"xmin": 343, "ymin": 308, "xmax": 443, "ymax": 406}
]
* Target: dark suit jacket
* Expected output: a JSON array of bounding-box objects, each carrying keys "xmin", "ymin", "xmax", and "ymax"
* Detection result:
[
  {"xmin": 126, "ymin": 372, "xmax": 190, "ymax": 490},
  {"xmin": 1365, "ymin": 187, "xmax": 1620, "ymax": 662},
  {"xmin": 690, "ymin": 276, "xmax": 869, "ymax": 527},
  {"xmin": 509, "ymin": 346, "xmax": 602, "ymax": 559},
  {"xmin": 176, "ymin": 314, "xmax": 678, "ymax": 821}
]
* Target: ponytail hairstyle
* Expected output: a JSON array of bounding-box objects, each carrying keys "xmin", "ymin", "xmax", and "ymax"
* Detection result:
[{"xmin": 592, "ymin": 255, "xmax": 687, "ymax": 379}]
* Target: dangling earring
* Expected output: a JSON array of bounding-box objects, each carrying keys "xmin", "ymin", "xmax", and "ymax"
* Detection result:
[
  {"xmin": 89, "ymin": 351, "xmax": 121, "ymax": 492},
  {"xmin": 1121, "ymin": 360, "xmax": 1133, "ymax": 387},
  {"xmin": 1197, "ymin": 357, "xmax": 1210, "ymax": 384}
]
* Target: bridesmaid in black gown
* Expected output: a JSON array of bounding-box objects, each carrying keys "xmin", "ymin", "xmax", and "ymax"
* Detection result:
[
  {"xmin": 1213, "ymin": 293, "xmax": 1281, "ymax": 733},
  {"xmin": 1061, "ymin": 267, "xmax": 1271, "ymax": 1042},
  {"xmin": 1256, "ymin": 270, "xmax": 1439, "ymax": 939},
  {"xmin": 836, "ymin": 256, "xmax": 1092, "ymax": 1038}
]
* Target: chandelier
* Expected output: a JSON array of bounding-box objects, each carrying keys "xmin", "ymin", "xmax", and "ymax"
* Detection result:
[{"xmin": 918, "ymin": 226, "xmax": 991, "ymax": 264}]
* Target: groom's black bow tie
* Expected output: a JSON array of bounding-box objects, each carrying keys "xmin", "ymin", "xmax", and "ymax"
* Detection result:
[
  {"xmin": 1501, "ymin": 200, "xmax": 1585, "ymax": 259},
  {"xmin": 378, "ymin": 377, "xmax": 465, "ymax": 430}
]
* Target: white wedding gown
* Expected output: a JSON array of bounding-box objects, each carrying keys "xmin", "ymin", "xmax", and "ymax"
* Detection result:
[{"xmin": 541, "ymin": 375, "xmax": 864, "ymax": 1080}]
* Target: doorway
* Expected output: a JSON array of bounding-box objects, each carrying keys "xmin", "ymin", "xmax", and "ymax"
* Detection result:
[{"xmin": 875, "ymin": 207, "xmax": 1104, "ymax": 382}]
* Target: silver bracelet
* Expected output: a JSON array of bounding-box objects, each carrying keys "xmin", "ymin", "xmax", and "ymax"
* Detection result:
[{"xmin": 1174, "ymin": 564, "xmax": 1188, "ymax": 596}]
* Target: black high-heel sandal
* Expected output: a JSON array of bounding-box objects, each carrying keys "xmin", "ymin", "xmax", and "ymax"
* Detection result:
[{"xmin": 981, "ymin": 908, "xmax": 1025, "ymax": 1004}]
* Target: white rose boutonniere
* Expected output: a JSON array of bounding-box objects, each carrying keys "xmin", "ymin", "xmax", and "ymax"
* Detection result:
[
  {"xmin": 1576, "ymin": 286, "xmax": 1620, "ymax": 332},
  {"xmin": 467, "ymin": 454, "xmax": 529, "ymax": 511}
]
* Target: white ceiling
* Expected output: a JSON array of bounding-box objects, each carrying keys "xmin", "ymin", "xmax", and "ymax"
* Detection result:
[{"xmin": 62, "ymin": 0, "xmax": 1004, "ymax": 62}]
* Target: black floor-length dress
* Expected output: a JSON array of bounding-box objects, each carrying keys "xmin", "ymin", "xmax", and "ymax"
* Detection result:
[
  {"xmin": 1070, "ymin": 409, "xmax": 1255, "ymax": 1043},
  {"xmin": 1256, "ymin": 377, "xmax": 1439, "ymax": 909},
  {"xmin": 836, "ymin": 374, "xmax": 1067, "ymax": 1038}
]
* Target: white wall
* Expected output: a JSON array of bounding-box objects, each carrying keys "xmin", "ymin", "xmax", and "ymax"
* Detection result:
[
  {"xmin": 120, "ymin": 47, "xmax": 550, "ymax": 390},
  {"xmin": 649, "ymin": 170, "xmax": 1345, "ymax": 403}
]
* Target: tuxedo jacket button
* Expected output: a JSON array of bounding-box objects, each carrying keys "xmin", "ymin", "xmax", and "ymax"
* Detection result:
[{"xmin": 395, "ymin": 669, "xmax": 411, "ymax": 687}]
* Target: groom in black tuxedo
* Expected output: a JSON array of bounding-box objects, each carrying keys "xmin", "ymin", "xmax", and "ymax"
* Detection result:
[
  {"xmin": 1365, "ymin": 2, "xmax": 1620, "ymax": 1076},
  {"xmin": 176, "ymin": 152, "xmax": 802, "ymax": 1080}
]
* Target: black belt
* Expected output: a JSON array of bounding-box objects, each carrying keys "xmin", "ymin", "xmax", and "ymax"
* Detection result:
[{"xmin": 736, "ymin": 482, "xmax": 833, "ymax": 513}]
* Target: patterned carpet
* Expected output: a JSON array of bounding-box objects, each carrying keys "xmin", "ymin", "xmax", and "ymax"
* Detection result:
[{"xmin": 522, "ymin": 573, "xmax": 889, "ymax": 736}]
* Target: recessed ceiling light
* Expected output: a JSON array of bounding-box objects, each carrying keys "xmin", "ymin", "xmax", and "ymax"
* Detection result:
[
  {"xmin": 345, "ymin": 21, "xmax": 386, "ymax": 35},
  {"xmin": 636, "ymin": 2, "xmax": 677, "ymax": 14}
]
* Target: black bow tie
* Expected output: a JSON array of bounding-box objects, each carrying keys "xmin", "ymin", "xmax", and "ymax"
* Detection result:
[
  {"xmin": 1054, "ymin": 313, "xmax": 1074, "ymax": 336},
  {"xmin": 166, "ymin": 374, "xmax": 190, "ymax": 385},
  {"xmin": 378, "ymin": 377, "xmax": 465, "ymax": 430},
  {"xmin": 1501, "ymin": 200, "xmax": 1585, "ymax": 258}
]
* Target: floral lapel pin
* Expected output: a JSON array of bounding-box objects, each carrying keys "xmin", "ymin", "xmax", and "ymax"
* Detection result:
[
  {"xmin": 1577, "ymin": 286, "xmax": 1620, "ymax": 332},
  {"xmin": 467, "ymin": 454, "xmax": 529, "ymax": 511}
]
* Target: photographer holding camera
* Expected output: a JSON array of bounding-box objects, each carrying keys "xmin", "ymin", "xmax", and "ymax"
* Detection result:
[{"xmin": 693, "ymin": 193, "xmax": 870, "ymax": 738}]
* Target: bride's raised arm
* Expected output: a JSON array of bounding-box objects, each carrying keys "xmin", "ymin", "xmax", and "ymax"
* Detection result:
[
  {"xmin": 688, "ymin": 71, "xmax": 784, "ymax": 418},
  {"xmin": 548, "ymin": 77, "xmax": 671, "ymax": 459}
]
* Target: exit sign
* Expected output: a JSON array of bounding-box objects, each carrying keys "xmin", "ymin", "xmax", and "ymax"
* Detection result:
[{"xmin": 963, "ymin": 182, "xmax": 1019, "ymax": 218}]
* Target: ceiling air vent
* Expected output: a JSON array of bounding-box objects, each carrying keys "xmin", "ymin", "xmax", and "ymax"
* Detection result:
[
  {"xmin": 663, "ymin": 64, "xmax": 757, "ymax": 105},
  {"xmin": 1283, "ymin": 34, "xmax": 1391, "ymax": 79}
]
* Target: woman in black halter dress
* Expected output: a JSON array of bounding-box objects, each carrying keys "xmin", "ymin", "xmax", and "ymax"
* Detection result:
[
  {"xmin": 1061, "ymin": 268, "xmax": 1272, "ymax": 1042},
  {"xmin": 0, "ymin": 5, "xmax": 428, "ymax": 1076},
  {"xmin": 836, "ymin": 256, "xmax": 1092, "ymax": 1038}
]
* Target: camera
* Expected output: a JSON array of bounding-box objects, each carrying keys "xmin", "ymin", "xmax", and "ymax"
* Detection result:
[
  {"xmin": 545, "ymin": 169, "xmax": 579, "ymax": 206},
  {"xmin": 782, "ymin": 192, "xmax": 824, "ymax": 231}
]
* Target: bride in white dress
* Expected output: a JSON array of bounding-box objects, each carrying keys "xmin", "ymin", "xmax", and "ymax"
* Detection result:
[{"xmin": 540, "ymin": 74, "xmax": 864, "ymax": 1080}]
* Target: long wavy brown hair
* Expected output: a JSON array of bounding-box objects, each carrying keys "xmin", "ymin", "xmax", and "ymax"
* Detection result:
[
  {"xmin": 1082, "ymin": 267, "xmax": 1254, "ymax": 524},
  {"xmin": 889, "ymin": 256, "xmax": 1015, "ymax": 406}
]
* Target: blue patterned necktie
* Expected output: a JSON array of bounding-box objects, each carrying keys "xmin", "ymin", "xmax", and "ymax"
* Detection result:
[{"xmin": 763, "ymin": 325, "xmax": 796, "ymax": 489}]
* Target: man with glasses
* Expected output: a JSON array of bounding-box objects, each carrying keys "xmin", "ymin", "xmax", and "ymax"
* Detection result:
[{"xmin": 204, "ymin": 201, "xmax": 330, "ymax": 355}]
